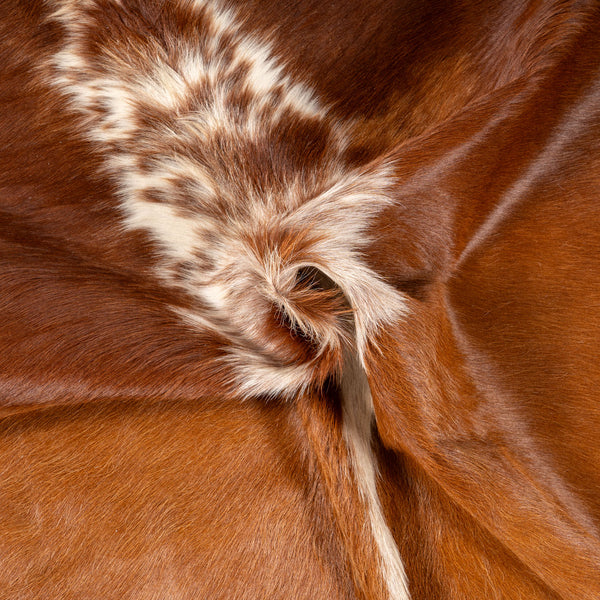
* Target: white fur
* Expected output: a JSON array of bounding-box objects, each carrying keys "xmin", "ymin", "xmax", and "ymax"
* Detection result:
[{"xmin": 342, "ymin": 356, "xmax": 412, "ymax": 600}]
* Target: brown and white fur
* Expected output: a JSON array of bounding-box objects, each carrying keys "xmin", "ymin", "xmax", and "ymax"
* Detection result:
[
  {"xmin": 46, "ymin": 0, "xmax": 411, "ymax": 598},
  {"xmin": 2, "ymin": 0, "xmax": 600, "ymax": 599}
]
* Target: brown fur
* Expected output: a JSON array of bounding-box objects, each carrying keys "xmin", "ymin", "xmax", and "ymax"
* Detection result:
[{"xmin": 1, "ymin": 1, "xmax": 600, "ymax": 598}]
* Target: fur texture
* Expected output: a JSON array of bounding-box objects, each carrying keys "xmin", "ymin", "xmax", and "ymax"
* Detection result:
[{"xmin": 2, "ymin": 1, "xmax": 600, "ymax": 599}]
